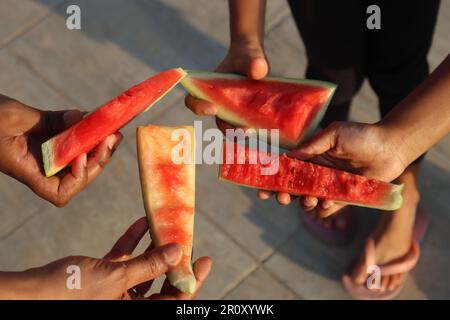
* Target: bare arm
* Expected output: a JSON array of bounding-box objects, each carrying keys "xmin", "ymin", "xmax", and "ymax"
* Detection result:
[
  {"xmin": 381, "ymin": 54, "xmax": 450, "ymax": 167},
  {"xmin": 229, "ymin": 0, "xmax": 266, "ymax": 45},
  {"xmin": 185, "ymin": 0, "xmax": 268, "ymax": 115}
]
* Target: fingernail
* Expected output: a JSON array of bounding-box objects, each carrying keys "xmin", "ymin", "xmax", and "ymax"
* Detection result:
[
  {"xmin": 322, "ymin": 201, "xmax": 332, "ymax": 209},
  {"xmin": 204, "ymin": 106, "xmax": 216, "ymax": 116},
  {"xmin": 63, "ymin": 110, "xmax": 83, "ymax": 126},
  {"xmin": 260, "ymin": 193, "xmax": 269, "ymax": 200},
  {"xmin": 107, "ymin": 135, "xmax": 118, "ymax": 150},
  {"xmin": 81, "ymin": 153, "xmax": 87, "ymax": 167},
  {"xmin": 304, "ymin": 198, "xmax": 313, "ymax": 207},
  {"xmin": 161, "ymin": 244, "xmax": 183, "ymax": 266}
]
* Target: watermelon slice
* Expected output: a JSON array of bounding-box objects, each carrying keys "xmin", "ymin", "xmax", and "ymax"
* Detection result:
[
  {"xmin": 42, "ymin": 68, "xmax": 186, "ymax": 177},
  {"xmin": 220, "ymin": 143, "xmax": 404, "ymax": 211},
  {"xmin": 181, "ymin": 71, "xmax": 337, "ymax": 149},
  {"xmin": 136, "ymin": 125, "xmax": 196, "ymax": 293}
]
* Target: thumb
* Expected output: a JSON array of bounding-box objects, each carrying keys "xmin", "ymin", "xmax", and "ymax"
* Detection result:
[
  {"xmin": 289, "ymin": 126, "xmax": 338, "ymax": 160},
  {"xmin": 123, "ymin": 243, "xmax": 183, "ymax": 288},
  {"xmin": 32, "ymin": 109, "xmax": 84, "ymax": 136},
  {"xmin": 247, "ymin": 56, "xmax": 269, "ymax": 80},
  {"xmin": 221, "ymin": 46, "xmax": 268, "ymax": 80}
]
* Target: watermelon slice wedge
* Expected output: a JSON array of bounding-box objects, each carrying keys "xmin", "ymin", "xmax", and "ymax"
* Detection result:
[
  {"xmin": 220, "ymin": 143, "xmax": 404, "ymax": 211},
  {"xmin": 42, "ymin": 68, "xmax": 186, "ymax": 177},
  {"xmin": 181, "ymin": 71, "xmax": 337, "ymax": 149},
  {"xmin": 136, "ymin": 125, "xmax": 196, "ymax": 293}
]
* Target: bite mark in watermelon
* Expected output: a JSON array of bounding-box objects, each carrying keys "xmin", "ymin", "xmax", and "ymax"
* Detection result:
[
  {"xmin": 42, "ymin": 68, "xmax": 186, "ymax": 177},
  {"xmin": 220, "ymin": 143, "xmax": 403, "ymax": 211},
  {"xmin": 137, "ymin": 125, "xmax": 196, "ymax": 293},
  {"xmin": 181, "ymin": 71, "xmax": 337, "ymax": 149}
]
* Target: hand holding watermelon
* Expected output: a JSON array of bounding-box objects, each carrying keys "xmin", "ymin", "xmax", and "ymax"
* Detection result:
[
  {"xmin": 0, "ymin": 217, "xmax": 212, "ymax": 299},
  {"xmin": 184, "ymin": 37, "xmax": 269, "ymax": 117},
  {"xmin": 259, "ymin": 122, "xmax": 407, "ymax": 217},
  {"xmin": 0, "ymin": 94, "xmax": 122, "ymax": 207}
]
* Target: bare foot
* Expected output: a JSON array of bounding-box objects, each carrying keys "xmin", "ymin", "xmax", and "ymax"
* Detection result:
[{"xmin": 350, "ymin": 165, "xmax": 420, "ymax": 292}]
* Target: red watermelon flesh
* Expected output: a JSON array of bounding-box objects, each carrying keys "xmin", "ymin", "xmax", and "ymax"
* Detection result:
[
  {"xmin": 137, "ymin": 125, "xmax": 196, "ymax": 293},
  {"xmin": 220, "ymin": 143, "xmax": 404, "ymax": 211},
  {"xmin": 181, "ymin": 71, "xmax": 336, "ymax": 149},
  {"xmin": 42, "ymin": 68, "xmax": 186, "ymax": 177}
]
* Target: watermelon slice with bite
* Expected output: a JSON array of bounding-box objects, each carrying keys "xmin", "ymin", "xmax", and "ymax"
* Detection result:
[
  {"xmin": 42, "ymin": 68, "xmax": 186, "ymax": 177},
  {"xmin": 220, "ymin": 143, "xmax": 404, "ymax": 211},
  {"xmin": 181, "ymin": 71, "xmax": 336, "ymax": 149},
  {"xmin": 137, "ymin": 125, "xmax": 196, "ymax": 293}
]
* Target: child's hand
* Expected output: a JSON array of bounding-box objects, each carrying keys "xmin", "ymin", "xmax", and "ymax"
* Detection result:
[
  {"xmin": 0, "ymin": 95, "xmax": 122, "ymax": 207},
  {"xmin": 2, "ymin": 217, "xmax": 212, "ymax": 299},
  {"xmin": 258, "ymin": 122, "xmax": 408, "ymax": 217},
  {"xmin": 185, "ymin": 39, "xmax": 269, "ymax": 117}
]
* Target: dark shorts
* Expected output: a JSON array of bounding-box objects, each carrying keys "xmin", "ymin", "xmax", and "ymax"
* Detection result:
[{"xmin": 287, "ymin": 0, "xmax": 440, "ymax": 163}]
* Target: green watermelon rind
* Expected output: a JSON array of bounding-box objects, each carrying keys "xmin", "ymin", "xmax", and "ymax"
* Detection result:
[
  {"xmin": 41, "ymin": 68, "xmax": 187, "ymax": 177},
  {"xmin": 143, "ymin": 68, "xmax": 187, "ymax": 112},
  {"xmin": 181, "ymin": 71, "xmax": 337, "ymax": 149},
  {"xmin": 218, "ymin": 164, "xmax": 404, "ymax": 211},
  {"xmin": 167, "ymin": 272, "xmax": 197, "ymax": 294},
  {"xmin": 41, "ymin": 139, "xmax": 63, "ymax": 177}
]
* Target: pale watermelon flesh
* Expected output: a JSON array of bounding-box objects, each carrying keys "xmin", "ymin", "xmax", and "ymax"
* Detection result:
[
  {"xmin": 220, "ymin": 143, "xmax": 404, "ymax": 211},
  {"xmin": 42, "ymin": 68, "xmax": 186, "ymax": 177},
  {"xmin": 136, "ymin": 125, "xmax": 196, "ymax": 293},
  {"xmin": 181, "ymin": 71, "xmax": 337, "ymax": 149}
]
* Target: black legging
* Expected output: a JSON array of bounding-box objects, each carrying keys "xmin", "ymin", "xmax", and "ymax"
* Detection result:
[{"xmin": 287, "ymin": 0, "xmax": 440, "ymax": 163}]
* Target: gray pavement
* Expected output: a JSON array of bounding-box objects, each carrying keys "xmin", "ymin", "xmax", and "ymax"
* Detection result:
[{"xmin": 0, "ymin": 0, "xmax": 449, "ymax": 299}]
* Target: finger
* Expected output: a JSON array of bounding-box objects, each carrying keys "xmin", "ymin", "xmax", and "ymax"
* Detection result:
[
  {"xmin": 258, "ymin": 190, "xmax": 273, "ymax": 200},
  {"xmin": 124, "ymin": 243, "xmax": 183, "ymax": 288},
  {"xmin": 300, "ymin": 196, "xmax": 318, "ymax": 212},
  {"xmin": 31, "ymin": 109, "xmax": 85, "ymax": 136},
  {"xmin": 159, "ymin": 257, "xmax": 213, "ymax": 300},
  {"xmin": 184, "ymin": 95, "xmax": 217, "ymax": 116},
  {"xmin": 247, "ymin": 56, "xmax": 269, "ymax": 80},
  {"xmin": 86, "ymin": 132, "xmax": 123, "ymax": 184},
  {"xmin": 131, "ymin": 244, "xmax": 156, "ymax": 296},
  {"xmin": 189, "ymin": 257, "xmax": 213, "ymax": 299},
  {"xmin": 316, "ymin": 201, "xmax": 346, "ymax": 218},
  {"xmin": 32, "ymin": 132, "xmax": 121, "ymax": 207},
  {"xmin": 228, "ymin": 50, "xmax": 268, "ymax": 80},
  {"xmin": 60, "ymin": 110, "xmax": 85, "ymax": 128},
  {"xmin": 34, "ymin": 152, "xmax": 88, "ymax": 207},
  {"xmin": 289, "ymin": 123, "xmax": 340, "ymax": 160},
  {"xmin": 276, "ymin": 192, "xmax": 292, "ymax": 205},
  {"xmin": 181, "ymin": 257, "xmax": 213, "ymax": 300},
  {"xmin": 104, "ymin": 217, "xmax": 149, "ymax": 261}
]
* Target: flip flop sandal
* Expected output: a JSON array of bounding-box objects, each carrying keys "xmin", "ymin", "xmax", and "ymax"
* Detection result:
[
  {"xmin": 341, "ymin": 207, "xmax": 428, "ymax": 300},
  {"xmin": 301, "ymin": 207, "xmax": 355, "ymax": 246}
]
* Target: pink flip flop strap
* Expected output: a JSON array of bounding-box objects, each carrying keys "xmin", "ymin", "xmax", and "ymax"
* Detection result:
[{"xmin": 363, "ymin": 237, "xmax": 420, "ymax": 277}]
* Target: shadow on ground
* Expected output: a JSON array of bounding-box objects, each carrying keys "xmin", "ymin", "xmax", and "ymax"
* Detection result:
[{"xmin": 38, "ymin": 0, "xmax": 227, "ymax": 71}]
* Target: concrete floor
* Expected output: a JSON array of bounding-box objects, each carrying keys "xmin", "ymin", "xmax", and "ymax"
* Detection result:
[{"xmin": 0, "ymin": 0, "xmax": 449, "ymax": 299}]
